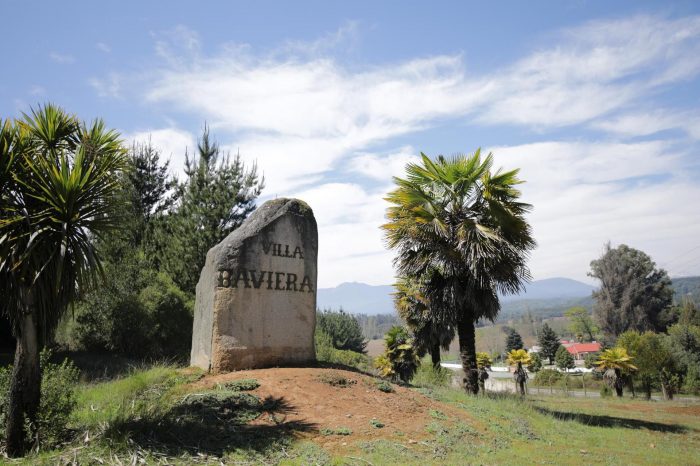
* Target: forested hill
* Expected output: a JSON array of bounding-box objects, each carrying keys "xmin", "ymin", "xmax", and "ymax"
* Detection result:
[
  {"xmin": 317, "ymin": 276, "xmax": 700, "ymax": 318},
  {"xmin": 673, "ymin": 276, "xmax": 700, "ymax": 303}
]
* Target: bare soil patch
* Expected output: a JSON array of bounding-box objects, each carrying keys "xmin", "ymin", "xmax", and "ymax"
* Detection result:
[{"xmin": 190, "ymin": 367, "xmax": 477, "ymax": 451}]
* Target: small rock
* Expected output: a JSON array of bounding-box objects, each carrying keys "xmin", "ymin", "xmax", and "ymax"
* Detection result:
[
  {"xmin": 580, "ymin": 450, "xmax": 588, "ymax": 454},
  {"xmin": 408, "ymin": 439, "xmax": 418, "ymax": 444},
  {"xmin": 346, "ymin": 414, "xmax": 352, "ymax": 418},
  {"xmin": 650, "ymin": 444, "xmax": 656, "ymax": 449}
]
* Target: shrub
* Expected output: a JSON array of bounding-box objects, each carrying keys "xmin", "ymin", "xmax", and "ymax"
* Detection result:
[
  {"xmin": 532, "ymin": 369, "xmax": 563, "ymax": 386},
  {"xmin": 411, "ymin": 362, "xmax": 452, "ymax": 388},
  {"xmin": 73, "ymin": 270, "xmax": 193, "ymax": 359},
  {"xmin": 600, "ymin": 385, "xmax": 613, "ymax": 397},
  {"xmin": 315, "ymin": 328, "xmax": 371, "ymax": 370},
  {"xmin": 0, "ymin": 350, "xmax": 80, "ymax": 449},
  {"xmin": 528, "ymin": 353, "xmax": 543, "ymax": 373},
  {"xmin": 370, "ymin": 418, "xmax": 384, "ymax": 428},
  {"xmin": 375, "ymin": 380, "xmax": 394, "ymax": 393},
  {"xmin": 317, "ymin": 310, "xmax": 367, "ymax": 353}
]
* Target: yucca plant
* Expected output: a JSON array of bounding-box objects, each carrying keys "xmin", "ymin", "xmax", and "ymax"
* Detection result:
[
  {"xmin": 0, "ymin": 105, "xmax": 126, "ymax": 456},
  {"xmin": 507, "ymin": 349, "xmax": 532, "ymax": 396},
  {"xmin": 382, "ymin": 150, "xmax": 535, "ymax": 394},
  {"xmin": 596, "ymin": 347, "xmax": 637, "ymax": 397}
]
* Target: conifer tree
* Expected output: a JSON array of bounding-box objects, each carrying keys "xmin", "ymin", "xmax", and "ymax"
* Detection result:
[
  {"xmin": 538, "ymin": 323, "xmax": 560, "ymax": 365},
  {"xmin": 505, "ymin": 329, "xmax": 524, "ymax": 353},
  {"xmin": 159, "ymin": 126, "xmax": 263, "ymax": 294},
  {"xmin": 555, "ymin": 345, "xmax": 575, "ymax": 371}
]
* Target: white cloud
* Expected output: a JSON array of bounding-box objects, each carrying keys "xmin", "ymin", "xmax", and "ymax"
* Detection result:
[
  {"xmin": 96, "ymin": 42, "xmax": 111, "ymax": 53},
  {"xmin": 122, "ymin": 128, "xmax": 196, "ymax": 178},
  {"xmin": 49, "ymin": 52, "xmax": 75, "ymax": 64},
  {"xmin": 489, "ymin": 141, "xmax": 700, "ymax": 283},
  {"xmin": 94, "ymin": 15, "xmax": 700, "ymax": 286},
  {"xmin": 289, "ymin": 182, "xmax": 394, "ymax": 287},
  {"xmin": 28, "ymin": 85, "xmax": 45, "ymax": 96},
  {"xmin": 348, "ymin": 147, "xmax": 419, "ymax": 181},
  {"xmin": 593, "ymin": 110, "xmax": 700, "ymax": 140},
  {"xmin": 89, "ymin": 73, "xmax": 123, "ymax": 98}
]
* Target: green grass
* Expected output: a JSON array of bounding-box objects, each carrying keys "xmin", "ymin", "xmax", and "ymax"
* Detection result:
[{"xmin": 5, "ymin": 365, "xmax": 700, "ymax": 465}]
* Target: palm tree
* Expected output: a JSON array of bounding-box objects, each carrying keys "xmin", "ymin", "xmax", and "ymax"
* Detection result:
[
  {"xmin": 383, "ymin": 150, "xmax": 535, "ymax": 394},
  {"xmin": 507, "ymin": 349, "xmax": 532, "ymax": 395},
  {"xmin": 476, "ymin": 352, "xmax": 492, "ymax": 393},
  {"xmin": 596, "ymin": 347, "xmax": 637, "ymax": 397},
  {"xmin": 375, "ymin": 326, "xmax": 421, "ymax": 383},
  {"xmin": 393, "ymin": 276, "xmax": 454, "ymax": 368},
  {"xmin": 0, "ymin": 105, "xmax": 126, "ymax": 456}
]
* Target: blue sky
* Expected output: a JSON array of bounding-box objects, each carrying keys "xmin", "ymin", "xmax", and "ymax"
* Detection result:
[{"xmin": 3, "ymin": 1, "xmax": 700, "ymax": 288}]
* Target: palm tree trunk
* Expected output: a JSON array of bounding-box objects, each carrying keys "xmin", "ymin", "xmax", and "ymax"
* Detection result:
[
  {"xmin": 5, "ymin": 311, "xmax": 41, "ymax": 457},
  {"xmin": 644, "ymin": 379, "xmax": 652, "ymax": 400},
  {"xmin": 430, "ymin": 342, "xmax": 441, "ymax": 369},
  {"xmin": 614, "ymin": 369, "xmax": 624, "ymax": 397},
  {"xmin": 457, "ymin": 318, "xmax": 479, "ymax": 395}
]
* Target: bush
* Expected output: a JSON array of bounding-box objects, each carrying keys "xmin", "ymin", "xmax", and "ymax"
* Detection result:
[
  {"xmin": 317, "ymin": 310, "xmax": 367, "ymax": 353},
  {"xmin": 0, "ymin": 350, "xmax": 80, "ymax": 449},
  {"xmin": 532, "ymin": 369, "xmax": 563, "ymax": 387},
  {"xmin": 73, "ymin": 268, "xmax": 193, "ymax": 359},
  {"xmin": 600, "ymin": 385, "xmax": 613, "ymax": 397},
  {"xmin": 528, "ymin": 353, "xmax": 543, "ymax": 373},
  {"xmin": 315, "ymin": 328, "xmax": 371, "ymax": 371},
  {"xmin": 411, "ymin": 362, "xmax": 452, "ymax": 388}
]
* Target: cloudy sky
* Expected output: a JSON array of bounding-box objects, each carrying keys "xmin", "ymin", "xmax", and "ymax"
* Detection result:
[{"xmin": 2, "ymin": 1, "xmax": 700, "ymax": 288}]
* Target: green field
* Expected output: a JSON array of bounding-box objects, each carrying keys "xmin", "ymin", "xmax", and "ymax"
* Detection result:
[{"xmin": 3, "ymin": 365, "xmax": 699, "ymax": 466}]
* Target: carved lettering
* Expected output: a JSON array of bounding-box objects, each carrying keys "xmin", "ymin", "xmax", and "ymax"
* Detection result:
[
  {"xmin": 286, "ymin": 273, "xmax": 298, "ymax": 291},
  {"xmin": 293, "ymin": 246, "xmax": 304, "ymax": 259},
  {"xmin": 275, "ymin": 272, "xmax": 285, "ymax": 290},
  {"xmin": 299, "ymin": 275, "xmax": 314, "ymax": 293},
  {"xmin": 261, "ymin": 242, "xmax": 304, "ymax": 260},
  {"xmin": 216, "ymin": 268, "xmax": 312, "ymax": 293},
  {"xmin": 249, "ymin": 270, "xmax": 266, "ymax": 289},
  {"xmin": 262, "ymin": 241, "xmax": 272, "ymax": 255},
  {"xmin": 234, "ymin": 269, "xmax": 251, "ymax": 288}
]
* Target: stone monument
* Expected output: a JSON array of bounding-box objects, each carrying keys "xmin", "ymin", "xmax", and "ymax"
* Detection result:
[{"xmin": 190, "ymin": 198, "xmax": 318, "ymax": 372}]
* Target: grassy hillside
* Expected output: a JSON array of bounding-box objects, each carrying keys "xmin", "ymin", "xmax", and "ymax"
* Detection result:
[{"xmin": 7, "ymin": 365, "xmax": 699, "ymax": 465}]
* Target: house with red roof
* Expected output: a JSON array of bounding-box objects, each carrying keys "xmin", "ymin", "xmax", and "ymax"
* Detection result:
[{"xmin": 562, "ymin": 341, "xmax": 601, "ymax": 360}]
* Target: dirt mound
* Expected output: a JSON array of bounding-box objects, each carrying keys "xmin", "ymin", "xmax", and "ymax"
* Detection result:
[{"xmin": 190, "ymin": 367, "xmax": 476, "ymax": 451}]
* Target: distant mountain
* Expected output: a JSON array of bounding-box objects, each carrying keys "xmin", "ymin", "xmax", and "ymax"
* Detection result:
[
  {"xmin": 499, "ymin": 277, "xmax": 596, "ymax": 302},
  {"xmin": 317, "ymin": 276, "xmax": 700, "ymax": 320},
  {"xmin": 317, "ymin": 282, "xmax": 395, "ymax": 315},
  {"xmin": 671, "ymin": 276, "xmax": 700, "ymax": 304},
  {"xmin": 317, "ymin": 277, "xmax": 596, "ymax": 315}
]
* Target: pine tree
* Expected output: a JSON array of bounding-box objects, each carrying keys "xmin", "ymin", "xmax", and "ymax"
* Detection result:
[
  {"xmin": 505, "ymin": 329, "xmax": 524, "ymax": 352},
  {"xmin": 126, "ymin": 140, "xmax": 175, "ymax": 250},
  {"xmin": 159, "ymin": 126, "xmax": 264, "ymax": 294},
  {"xmin": 538, "ymin": 323, "xmax": 560, "ymax": 365},
  {"xmin": 555, "ymin": 345, "xmax": 575, "ymax": 371}
]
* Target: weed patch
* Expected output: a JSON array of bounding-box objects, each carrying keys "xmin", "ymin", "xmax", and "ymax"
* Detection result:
[
  {"xmin": 317, "ymin": 372, "xmax": 357, "ymax": 387},
  {"xmin": 320, "ymin": 426, "xmax": 353, "ymax": 436},
  {"xmin": 216, "ymin": 378, "xmax": 260, "ymax": 392}
]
